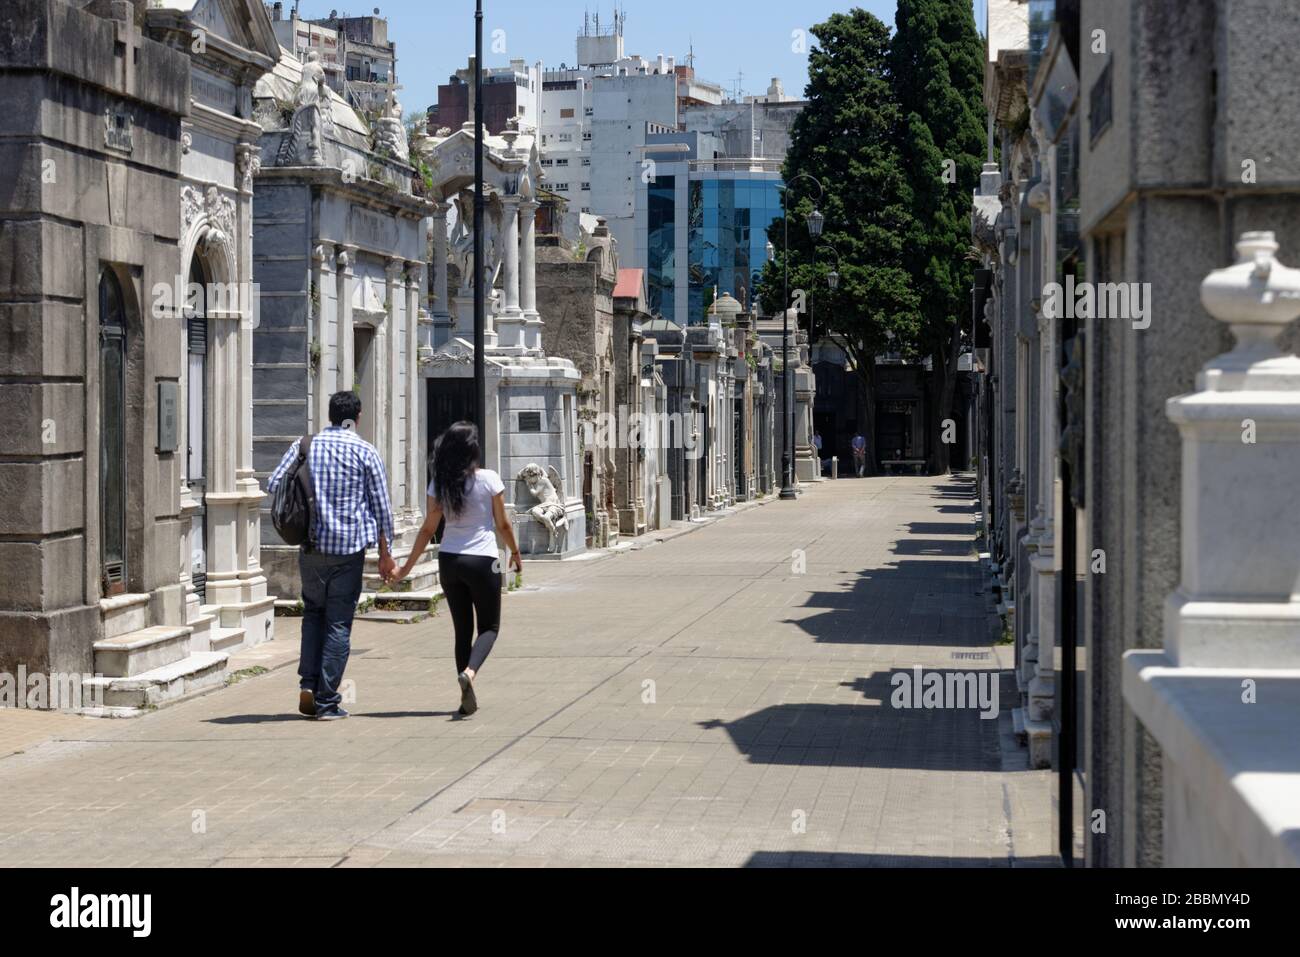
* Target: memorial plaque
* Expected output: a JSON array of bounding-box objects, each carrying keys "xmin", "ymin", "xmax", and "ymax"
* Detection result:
[
  {"xmin": 157, "ymin": 381, "xmax": 178, "ymax": 452},
  {"xmin": 518, "ymin": 411, "xmax": 542, "ymax": 433}
]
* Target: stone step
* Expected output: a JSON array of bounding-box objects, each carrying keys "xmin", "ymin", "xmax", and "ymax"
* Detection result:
[
  {"xmin": 92, "ymin": 625, "xmax": 192, "ymax": 678},
  {"xmin": 99, "ymin": 593, "xmax": 151, "ymax": 640},
  {"xmin": 81, "ymin": 651, "xmax": 229, "ymax": 716},
  {"xmin": 363, "ymin": 587, "xmax": 443, "ymax": 611},
  {"xmin": 355, "ymin": 608, "xmax": 430, "ymax": 625},
  {"xmin": 362, "ymin": 554, "xmax": 438, "ymax": 592},
  {"xmin": 209, "ymin": 626, "xmax": 247, "ymax": 653},
  {"xmin": 185, "ymin": 612, "xmax": 216, "ymax": 653}
]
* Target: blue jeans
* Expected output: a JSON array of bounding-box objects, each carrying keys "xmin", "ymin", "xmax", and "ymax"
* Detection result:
[{"xmin": 298, "ymin": 549, "xmax": 366, "ymax": 712}]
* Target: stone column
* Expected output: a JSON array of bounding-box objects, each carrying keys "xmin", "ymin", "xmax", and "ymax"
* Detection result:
[
  {"xmin": 501, "ymin": 195, "xmax": 521, "ymax": 315},
  {"xmin": 405, "ymin": 259, "xmax": 424, "ymax": 519},
  {"xmin": 1021, "ymin": 141, "xmax": 1055, "ymax": 765},
  {"xmin": 520, "ymin": 198, "xmax": 541, "ymax": 352},
  {"xmin": 383, "ymin": 257, "xmax": 404, "ymax": 503},
  {"xmin": 495, "ymin": 196, "xmax": 525, "ymax": 351},
  {"xmin": 430, "ymin": 201, "xmax": 451, "ymax": 332},
  {"xmin": 336, "ymin": 244, "xmax": 356, "ymax": 393},
  {"xmin": 203, "ymin": 280, "xmax": 240, "ymax": 608},
  {"xmin": 312, "ymin": 244, "xmax": 333, "ymax": 431}
]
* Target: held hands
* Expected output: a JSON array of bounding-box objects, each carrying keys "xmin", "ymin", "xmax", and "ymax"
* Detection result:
[
  {"xmin": 508, "ymin": 549, "xmax": 523, "ymax": 574},
  {"xmin": 378, "ymin": 553, "xmax": 398, "ymax": 583}
]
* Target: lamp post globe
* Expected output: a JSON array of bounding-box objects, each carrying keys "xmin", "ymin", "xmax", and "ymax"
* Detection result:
[{"xmin": 806, "ymin": 207, "xmax": 824, "ymax": 239}]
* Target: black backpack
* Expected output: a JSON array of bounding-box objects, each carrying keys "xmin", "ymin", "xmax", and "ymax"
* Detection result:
[{"xmin": 271, "ymin": 434, "xmax": 316, "ymax": 548}]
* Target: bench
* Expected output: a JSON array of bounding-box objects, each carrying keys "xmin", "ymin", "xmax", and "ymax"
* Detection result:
[{"xmin": 882, "ymin": 459, "xmax": 926, "ymax": 476}]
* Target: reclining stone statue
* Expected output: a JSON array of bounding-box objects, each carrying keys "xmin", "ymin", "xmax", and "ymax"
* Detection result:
[{"xmin": 517, "ymin": 463, "xmax": 567, "ymax": 554}]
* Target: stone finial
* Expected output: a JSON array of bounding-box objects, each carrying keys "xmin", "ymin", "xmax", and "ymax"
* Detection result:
[
  {"xmin": 1200, "ymin": 231, "xmax": 1300, "ymax": 356},
  {"xmin": 978, "ymin": 160, "xmax": 1000, "ymax": 197}
]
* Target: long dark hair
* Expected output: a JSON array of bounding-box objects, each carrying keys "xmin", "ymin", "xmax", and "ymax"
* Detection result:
[{"xmin": 431, "ymin": 421, "xmax": 480, "ymax": 516}]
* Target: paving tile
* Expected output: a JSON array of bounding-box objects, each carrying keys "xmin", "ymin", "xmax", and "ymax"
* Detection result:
[{"xmin": 0, "ymin": 476, "xmax": 1052, "ymax": 867}]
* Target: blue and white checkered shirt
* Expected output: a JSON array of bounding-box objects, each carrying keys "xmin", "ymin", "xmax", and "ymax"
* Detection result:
[{"xmin": 268, "ymin": 426, "xmax": 395, "ymax": 555}]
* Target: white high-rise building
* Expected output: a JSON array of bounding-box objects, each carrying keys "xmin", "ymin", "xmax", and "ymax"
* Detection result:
[{"xmin": 535, "ymin": 10, "xmax": 722, "ymax": 250}]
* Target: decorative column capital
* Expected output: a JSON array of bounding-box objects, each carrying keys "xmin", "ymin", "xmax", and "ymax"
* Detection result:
[
  {"xmin": 385, "ymin": 257, "xmax": 405, "ymax": 282},
  {"xmin": 335, "ymin": 243, "xmax": 357, "ymax": 272}
]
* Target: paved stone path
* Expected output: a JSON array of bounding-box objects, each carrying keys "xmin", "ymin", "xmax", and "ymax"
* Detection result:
[{"xmin": 0, "ymin": 475, "xmax": 1053, "ymax": 867}]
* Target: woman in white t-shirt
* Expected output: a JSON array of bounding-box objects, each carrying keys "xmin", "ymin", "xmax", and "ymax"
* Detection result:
[{"xmin": 393, "ymin": 421, "xmax": 522, "ymax": 716}]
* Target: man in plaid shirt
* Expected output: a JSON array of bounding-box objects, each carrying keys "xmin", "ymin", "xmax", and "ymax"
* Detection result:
[{"xmin": 268, "ymin": 391, "xmax": 396, "ymax": 720}]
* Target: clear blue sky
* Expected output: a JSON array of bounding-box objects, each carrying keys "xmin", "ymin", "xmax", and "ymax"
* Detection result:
[{"xmin": 280, "ymin": 1, "xmax": 979, "ymax": 114}]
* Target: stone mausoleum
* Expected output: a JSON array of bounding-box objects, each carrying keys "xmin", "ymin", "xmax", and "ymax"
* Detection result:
[
  {"xmin": 251, "ymin": 45, "xmax": 433, "ymax": 595},
  {"xmin": 420, "ymin": 119, "xmax": 586, "ymax": 557},
  {"xmin": 0, "ymin": 0, "xmax": 280, "ymax": 713}
]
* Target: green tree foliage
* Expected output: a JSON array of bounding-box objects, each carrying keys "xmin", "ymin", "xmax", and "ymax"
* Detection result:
[
  {"xmin": 891, "ymin": 0, "xmax": 987, "ymax": 472},
  {"xmin": 760, "ymin": 9, "xmax": 919, "ymax": 474}
]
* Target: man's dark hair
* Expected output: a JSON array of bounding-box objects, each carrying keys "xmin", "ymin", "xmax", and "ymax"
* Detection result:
[{"xmin": 329, "ymin": 391, "xmax": 362, "ymax": 427}]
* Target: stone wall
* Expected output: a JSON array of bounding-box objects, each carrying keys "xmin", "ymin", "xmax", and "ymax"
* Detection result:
[
  {"xmin": 1079, "ymin": 0, "xmax": 1300, "ymax": 868},
  {"xmin": 0, "ymin": 0, "xmax": 190, "ymax": 678}
]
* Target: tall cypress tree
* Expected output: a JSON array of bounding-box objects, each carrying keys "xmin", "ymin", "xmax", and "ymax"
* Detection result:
[
  {"xmin": 760, "ymin": 9, "xmax": 918, "ymax": 475},
  {"xmin": 890, "ymin": 0, "xmax": 987, "ymax": 473}
]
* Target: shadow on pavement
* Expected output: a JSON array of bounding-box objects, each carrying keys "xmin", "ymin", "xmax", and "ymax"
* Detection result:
[
  {"xmin": 205, "ymin": 709, "xmax": 459, "ymax": 724},
  {"xmin": 743, "ymin": 851, "xmax": 1060, "ymax": 867},
  {"xmin": 205, "ymin": 713, "xmax": 306, "ymax": 725},
  {"xmin": 785, "ymin": 559, "xmax": 986, "ymax": 647},
  {"xmin": 892, "ymin": 537, "xmax": 973, "ymax": 557},
  {"xmin": 905, "ymin": 521, "xmax": 975, "ymax": 536},
  {"xmin": 698, "ymin": 668, "xmax": 1007, "ymax": 771}
]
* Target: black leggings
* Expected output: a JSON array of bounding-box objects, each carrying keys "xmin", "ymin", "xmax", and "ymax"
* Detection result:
[{"xmin": 437, "ymin": 552, "xmax": 501, "ymax": 674}]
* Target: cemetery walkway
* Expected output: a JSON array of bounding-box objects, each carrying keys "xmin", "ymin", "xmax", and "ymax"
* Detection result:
[{"xmin": 0, "ymin": 474, "xmax": 1054, "ymax": 867}]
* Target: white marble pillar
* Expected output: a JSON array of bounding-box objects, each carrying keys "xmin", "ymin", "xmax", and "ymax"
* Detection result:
[
  {"xmin": 203, "ymin": 283, "xmax": 240, "ymax": 608},
  {"xmin": 502, "ymin": 196, "xmax": 521, "ymax": 315},
  {"xmin": 1026, "ymin": 139, "xmax": 1056, "ymax": 740},
  {"xmin": 430, "ymin": 203, "xmax": 451, "ymax": 320},
  {"xmin": 405, "ymin": 259, "xmax": 424, "ymax": 519},
  {"xmin": 496, "ymin": 196, "xmax": 525, "ymax": 351},
  {"xmin": 337, "ymin": 244, "xmax": 356, "ymax": 393},
  {"xmin": 384, "ymin": 257, "xmax": 404, "ymax": 503},
  {"xmin": 312, "ymin": 244, "xmax": 333, "ymax": 431},
  {"xmin": 520, "ymin": 198, "xmax": 541, "ymax": 351}
]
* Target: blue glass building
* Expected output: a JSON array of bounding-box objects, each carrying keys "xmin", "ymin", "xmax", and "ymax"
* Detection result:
[{"xmin": 637, "ymin": 130, "xmax": 783, "ymax": 326}]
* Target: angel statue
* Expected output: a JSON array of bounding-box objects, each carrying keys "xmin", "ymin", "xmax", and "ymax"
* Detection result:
[
  {"xmin": 517, "ymin": 463, "xmax": 567, "ymax": 554},
  {"xmin": 278, "ymin": 51, "xmax": 334, "ymax": 167},
  {"xmin": 374, "ymin": 95, "xmax": 410, "ymax": 163}
]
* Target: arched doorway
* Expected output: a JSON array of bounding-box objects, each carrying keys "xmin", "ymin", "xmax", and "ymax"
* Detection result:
[
  {"xmin": 99, "ymin": 269, "xmax": 128, "ymax": 595},
  {"xmin": 185, "ymin": 254, "xmax": 210, "ymax": 601}
]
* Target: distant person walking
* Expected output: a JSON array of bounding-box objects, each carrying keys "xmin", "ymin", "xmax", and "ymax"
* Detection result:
[
  {"xmin": 394, "ymin": 422, "xmax": 522, "ymax": 716},
  {"xmin": 851, "ymin": 432, "xmax": 867, "ymax": 477},
  {"xmin": 267, "ymin": 391, "xmax": 395, "ymax": 721}
]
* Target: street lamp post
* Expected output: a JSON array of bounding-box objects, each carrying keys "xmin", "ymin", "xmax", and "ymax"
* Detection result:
[
  {"xmin": 778, "ymin": 173, "xmax": 824, "ymax": 500},
  {"xmin": 814, "ymin": 243, "xmax": 841, "ymax": 349},
  {"xmin": 472, "ymin": 0, "xmax": 486, "ymax": 433}
]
